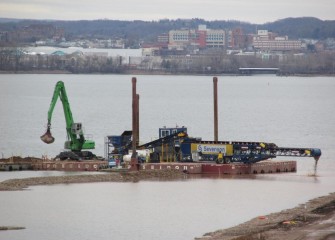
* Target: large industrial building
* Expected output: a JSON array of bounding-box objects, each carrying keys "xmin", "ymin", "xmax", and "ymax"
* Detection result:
[
  {"xmin": 168, "ymin": 25, "xmax": 226, "ymax": 50},
  {"xmin": 252, "ymin": 30, "xmax": 303, "ymax": 51}
]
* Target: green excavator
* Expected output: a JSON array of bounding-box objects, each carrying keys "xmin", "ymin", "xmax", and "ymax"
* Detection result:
[{"xmin": 40, "ymin": 81, "xmax": 96, "ymax": 160}]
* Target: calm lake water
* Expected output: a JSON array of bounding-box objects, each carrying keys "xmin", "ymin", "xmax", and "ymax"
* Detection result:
[{"xmin": 0, "ymin": 74, "xmax": 334, "ymax": 239}]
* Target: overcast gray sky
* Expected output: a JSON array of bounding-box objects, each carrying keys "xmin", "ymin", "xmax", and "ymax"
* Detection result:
[{"xmin": 0, "ymin": 0, "xmax": 333, "ymax": 24}]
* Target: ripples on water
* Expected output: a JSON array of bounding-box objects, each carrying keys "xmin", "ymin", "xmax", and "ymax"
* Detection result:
[{"xmin": 0, "ymin": 74, "xmax": 334, "ymax": 240}]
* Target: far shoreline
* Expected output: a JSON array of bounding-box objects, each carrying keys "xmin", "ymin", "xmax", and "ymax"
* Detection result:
[{"xmin": 0, "ymin": 70, "xmax": 334, "ymax": 77}]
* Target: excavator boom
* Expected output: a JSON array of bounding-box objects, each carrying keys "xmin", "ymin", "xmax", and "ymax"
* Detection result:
[{"xmin": 41, "ymin": 81, "xmax": 95, "ymax": 160}]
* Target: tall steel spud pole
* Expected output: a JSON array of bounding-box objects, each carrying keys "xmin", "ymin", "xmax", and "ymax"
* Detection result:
[
  {"xmin": 213, "ymin": 77, "xmax": 218, "ymax": 142},
  {"xmin": 130, "ymin": 77, "xmax": 139, "ymax": 170},
  {"xmin": 136, "ymin": 94, "xmax": 140, "ymax": 146}
]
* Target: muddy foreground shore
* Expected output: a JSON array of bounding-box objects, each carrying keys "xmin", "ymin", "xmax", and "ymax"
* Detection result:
[
  {"xmin": 196, "ymin": 192, "xmax": 335, "ymax": 240},
  {"xmin": 0, "ymin": 170, "xmax": 334, "ymax": 239}
]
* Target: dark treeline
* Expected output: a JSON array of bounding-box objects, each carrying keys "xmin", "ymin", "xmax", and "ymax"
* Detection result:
[
  {"xmin": 1, "ymin": 17, "xmax": 335, "ymax": 42},
  {"xmin": 1, "ymin": 48, "xmax": 334, "ymax": 75}
]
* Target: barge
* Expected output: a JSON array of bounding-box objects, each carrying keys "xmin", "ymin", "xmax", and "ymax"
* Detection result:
[
  {"xmin": 110, "ymin": 78, "xmax": 320, "ymax": 175},
  {"xmin": 141, "ymin": 161, "xmax": 296, "ymax": 175},
  {"xmin": 36, "ymin": 77, "xmax": 320, "ymax": 175},
  {"xmin": 32, "ymin": 160, "xmax": 108, "ymax": 171},
  {"xmin": 0, "ymin": 162, "xmax": 32, "ymax": 171},
  {"xmin": 105, "ymin": 126, "xmax": 319, "ymax": 175}
]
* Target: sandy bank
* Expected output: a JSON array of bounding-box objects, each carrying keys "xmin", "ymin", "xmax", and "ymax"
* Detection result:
[
  {"xmin": 196, "ymin": 192, "xmax": 335, "ymax": 240},
  {"xmin": 0, "ymin": 169, "xmax": 186, "ymax": 191}
]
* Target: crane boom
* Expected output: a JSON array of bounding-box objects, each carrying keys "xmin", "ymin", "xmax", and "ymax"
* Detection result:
[
  {"xmin": 41, "ymin": 81, "xmax": 95, "ymax": 160},
  {"xmin": 47, "ymin": 81, "xmax": 74, "ymax": 138}
]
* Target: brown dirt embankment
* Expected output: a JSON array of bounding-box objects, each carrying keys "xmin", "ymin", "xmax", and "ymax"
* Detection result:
[
  {"xmin": 196, "ymin": 192, "xmax": 335, "ymax": 240},
  {"xmin": 0, "ymin": 169, "xmax": 186, "ymax": 191}
]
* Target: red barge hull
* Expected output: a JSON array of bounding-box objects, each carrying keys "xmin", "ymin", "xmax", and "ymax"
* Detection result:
[
  {"xmin": 32, "ymin": 161, "xmax": 108, "ymax": 171},
  {"xmin": 32, "ymin": 160, "xmax": 296, "ymax": 175},
  {"xmin": 141, "ymin": 161, "xmax": 296, "ymax": 174}
]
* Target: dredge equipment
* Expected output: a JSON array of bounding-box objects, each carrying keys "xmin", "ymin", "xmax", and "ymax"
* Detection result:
[
  {"xmin": 178, "ymin": 137, "xmax": 322, "ymax": 164},
  {"xmin": 40, "ymin": 81, "xmax": 95, "ymax": 160},
  {"xmin": 105, "ymin": 77, "xmax": 321, "ymax": 170},
  {"xmin": 108, "ymin": 127, "xmax": 321, "ymax": 164}
]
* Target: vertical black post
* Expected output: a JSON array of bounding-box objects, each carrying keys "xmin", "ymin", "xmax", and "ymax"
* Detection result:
[
  {"xmin": 130, "ymin": 77, "xmax": 139, "ymax": 170},
  {"xmin": 213, "ymin": 77, "xmax": 218, "ymax": 142},
  {"xmin": 136, "ymin": 94, "xmax": 140, "ymax": 146}
]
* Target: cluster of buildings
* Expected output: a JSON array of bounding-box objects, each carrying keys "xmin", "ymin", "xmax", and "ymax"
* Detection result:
[
  {"xmin": 160, "ymin": 25, "xmax": 245, "ymax": 50},
  {"xmin": 1, "ymin": 23, "xmax": 334, "ymax": 74},
  {"xmin": 142, "ymin": 25, "xmax": 306, "ymax": 56},
  {"xmin": 54, "ymin": 38, "xmax": 125, "ymax": 49},
  {"xmin": 0, "ymin": 24, "xmax": 126, "ymax": 49},
  {"xmin": 1, "ymin": 23, "xmax": 333, "ymax": 57},
  {"xmin": 1, "ymin": 23, "xmax": 305, "ymax": 54},
  {"xmin": 252, "ymin": 30, "xmax": 303, "ymax": 51}
]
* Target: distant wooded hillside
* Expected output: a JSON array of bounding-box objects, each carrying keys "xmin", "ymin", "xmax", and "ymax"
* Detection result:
[{"xmin": 0, "ymin": 17, "xmax": 334, "ymax": 41}]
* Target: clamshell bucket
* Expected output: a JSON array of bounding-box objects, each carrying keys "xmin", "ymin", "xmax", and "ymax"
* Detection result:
[{"xmin": 40, "ymin": 128, "xmax": 55, "ymax": 144}]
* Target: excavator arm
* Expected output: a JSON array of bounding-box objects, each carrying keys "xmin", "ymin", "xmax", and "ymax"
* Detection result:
[
  {"xmin": 40, "ymin": 81, "xmax": 95, "ymax": 152},
  {"xmin": 41, "ymin": 81, "xmax": 73, "ymax": 144}
]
